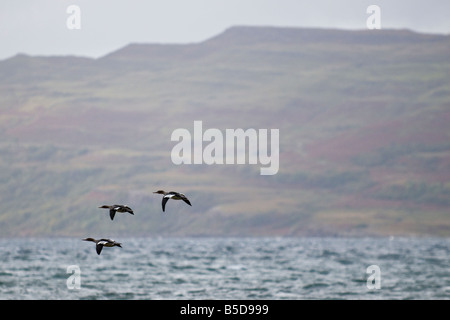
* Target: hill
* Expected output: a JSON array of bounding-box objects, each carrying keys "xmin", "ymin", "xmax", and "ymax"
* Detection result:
[{"xmin": 0, "ymin": 26, "xmax": 449, "ymax": 237}]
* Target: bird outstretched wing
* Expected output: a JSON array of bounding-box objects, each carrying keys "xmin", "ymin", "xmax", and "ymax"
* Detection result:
[
  {"xmin": 109, "ymin": 209, "xmax": 116, "ymax": 220},
  {"xmin": 96, "ymin": 242, "xmax": 105, "ymax": 255},
  {"xmin": 162, "ymin": 196, "xmax": 170, "ymax": 212}
]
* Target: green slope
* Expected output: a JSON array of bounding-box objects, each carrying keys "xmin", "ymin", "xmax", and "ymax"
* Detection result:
[{"xmin": 0, "ymin": 26, "xmax": 449, "ymax": 237}]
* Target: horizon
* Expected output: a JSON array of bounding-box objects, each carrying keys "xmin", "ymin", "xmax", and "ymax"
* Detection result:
[
  {"xmin": 2, "ymin": 24, "xmax": 449, "ymax": 62},
  {"xmin": 1, "ymin": 0, "xmax": 450, "ymax": 60}
]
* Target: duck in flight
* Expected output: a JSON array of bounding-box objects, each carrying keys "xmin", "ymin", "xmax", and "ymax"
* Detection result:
[
  {"xmin": 82, "ymin": 238, "xmax": 122, "ymax": 255},
  {"xmin": 98, "ymin": 204, "xmax": 134, "ymax": 220},
  {"xmin": 153, "ymin": 190, "xmax": 192, "ymax": 212}
]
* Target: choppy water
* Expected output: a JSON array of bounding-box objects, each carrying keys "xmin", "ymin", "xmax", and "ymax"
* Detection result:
[{"xmin": 0, "ymin": 237, "xmax": 448, "ymax": 300}]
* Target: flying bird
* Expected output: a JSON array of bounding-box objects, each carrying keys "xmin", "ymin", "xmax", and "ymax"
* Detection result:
[
  {"xmin": 153, "ymin": 190, "xmax": 192, "ymax": 212},
  {"xmin": 82, "ymin": 238, "xmax": 122, "ymax": 255},
  {"xmin": 98, "ymin": 204, "xmax": 134, "ymax": 220}
]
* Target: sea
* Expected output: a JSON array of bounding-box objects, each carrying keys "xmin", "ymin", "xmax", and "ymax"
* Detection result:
[{"xmin": 0, "ymin": 237, "xmax": 448, "ymax": 300}]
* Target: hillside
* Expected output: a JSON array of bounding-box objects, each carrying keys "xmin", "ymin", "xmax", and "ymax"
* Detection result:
[{"xmin": 0, "ymin": 26, "xmax": 449, "ymax": 237}]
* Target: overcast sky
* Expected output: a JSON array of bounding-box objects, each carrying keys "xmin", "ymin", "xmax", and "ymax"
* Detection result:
[{"xmin": 0, "ymin": 0, "xmax": 449, "ymax": 60}]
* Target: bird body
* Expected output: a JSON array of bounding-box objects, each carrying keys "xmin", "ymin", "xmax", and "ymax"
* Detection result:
[
  {"xmin": 83, "ymin": 238, "xmax": 122, "ymax": 255},
  {"xmin": 153, "ymin": 190, "xmax": 192, "ymax": 212},
  {"xmin": 99, "ymin": 204, "xmax": 134, "ymax": 220}
]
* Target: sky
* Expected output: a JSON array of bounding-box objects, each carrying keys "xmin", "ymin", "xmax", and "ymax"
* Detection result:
[{"xmin": 0, "ymin": 0, "xmax": 449, "ymax": 60}]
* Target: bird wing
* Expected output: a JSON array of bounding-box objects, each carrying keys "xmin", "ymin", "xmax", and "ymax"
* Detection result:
[
  {"xmin": 161, "ymin": 196, "xmax": 171, "ymax": 212},
  {"xmin": 115, "ymin": 205, "xmax": 134, "ymax": 214},
  {"xmin": 125, "ymin": 206, "xmax": 134, "ymax": 214},
  {"xmin": 109, "ymin": 209, "xmax": 116, "ymax": 220},
  {"xmin": 182, "ymin": 197, "xmax": 192, "ymax": 206},
  {"xmin": 96, "ymin": 242, "xmax": 104, "ymax": 255}
]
